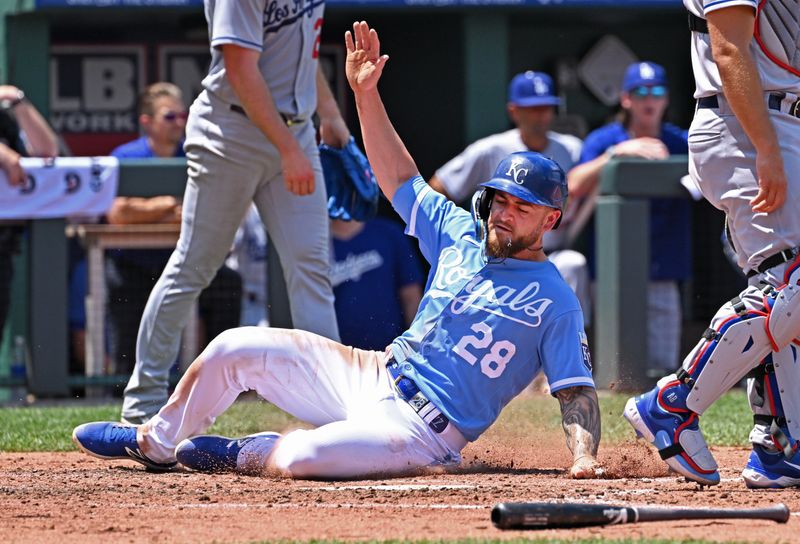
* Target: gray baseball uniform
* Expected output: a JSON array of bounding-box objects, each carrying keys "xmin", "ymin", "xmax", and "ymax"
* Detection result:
[
  {"xmin": 686, "ymin": 0, "xmax": 800, "ymax": 274},
  {"xmin": 122, "ymin": 0, "xmax": 339, "ymax": 422},
  {"xmin": 685, "ymin": 0, "xmax": 800, "ymax": 448}
]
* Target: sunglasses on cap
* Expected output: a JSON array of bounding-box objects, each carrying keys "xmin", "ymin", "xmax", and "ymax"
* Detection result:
[
  {"xmin": 161, "ymin": 110, "xmax": 188, "ymax": 122},
  {"xmin": 630, "ymin": 85, "xmax": 667, "ymax": 98}
]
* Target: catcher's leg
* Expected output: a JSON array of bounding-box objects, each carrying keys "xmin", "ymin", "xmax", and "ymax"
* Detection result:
[
  {"xmin": 624, "ymin": 279, "xmax": 800, "ymax": 485},
  {"xmin": 742, "ymin": 259, "xmax": 800, "ymax": 487},
  {"xmin": 741, "ymin": 347, "xmax": 800, "ymax": 488}
]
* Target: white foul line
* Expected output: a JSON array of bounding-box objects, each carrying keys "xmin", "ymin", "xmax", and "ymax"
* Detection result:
[
  {"xmin": 175, "ymin": 502, "xmax": 487, "ymax": 510},
  {"xmin": 298, "ymin": 484, "xmax": 477, "ymax": 492}
]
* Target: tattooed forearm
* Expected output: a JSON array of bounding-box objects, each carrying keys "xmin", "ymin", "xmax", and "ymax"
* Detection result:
[{"xmin": 555, "ymin": 386, "xmax": 601, "ymax": 461}]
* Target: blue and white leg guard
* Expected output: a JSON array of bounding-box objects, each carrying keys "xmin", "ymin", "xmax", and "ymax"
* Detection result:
[
  {"xmin": 748, "ymin": 348, "xmax": 800, "ymax": 457},
  {"xmin": 747, "ymin": 260, "xmax": 800, "ymax": 453},
  {"xmin": 627, "ymin": 280, "xmax": 800, "ymax": 485},
  {"xmin": 686, "ymin": 282, "xmax": 800, "ymax": 415}
]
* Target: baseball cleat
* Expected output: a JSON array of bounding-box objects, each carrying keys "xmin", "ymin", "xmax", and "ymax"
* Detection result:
[
  {"xmin": 72, "ymin": 422, "xmax": 177, "ymax": 472},
  {"xmin": 742, "ymin": 445, "xmax": 800, "ymax": 489},
  {"xmin": 623, "ymin": 378, "xmax": 720, "ymax": 486},
  {"xmin": 175, "ymin": 432, "xmax": 281, "ymax": 474}
]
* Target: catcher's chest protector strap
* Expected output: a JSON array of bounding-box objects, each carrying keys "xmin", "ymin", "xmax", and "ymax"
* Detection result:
[
  {"xmin": 690, "ymin": 2, "xmax": 800, "ymax": 76},
  {"xmin": 756, "ymin": 0, "xmax": 800, "ymax": 77},
  {"xmin": 684, "ymin": 283, "xmax": 800, "ymax": 415}
]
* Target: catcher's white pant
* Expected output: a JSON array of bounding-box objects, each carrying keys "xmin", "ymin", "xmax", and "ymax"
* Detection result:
[
  {"xmin": 123, "ymin": 91, "xmax": 339, "ymax": 422},
  {"xmin": 139, "ymin": 327, "xmax": 466, "ymax": 478},
  {"xmin": 690, "ymin": 95, "xmax": 800, "ymax": 273},
  {"xmin": 687, "ymin": 94, "xmax": 800, "ymax": 446}
]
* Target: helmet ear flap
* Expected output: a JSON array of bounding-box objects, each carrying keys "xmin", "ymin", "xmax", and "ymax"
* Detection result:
[{"xmin": 477, "ymin": 188, "xmax": 494, "ymax": 221}]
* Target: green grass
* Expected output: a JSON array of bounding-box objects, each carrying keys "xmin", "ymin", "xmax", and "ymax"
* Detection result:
[
  {"xmin": 0, "ymin": 390, "xmax": 753, "ymax": 452},
  {"xmin": 0, "ymin": 397, "xmax": 297, "ymax": 452}
]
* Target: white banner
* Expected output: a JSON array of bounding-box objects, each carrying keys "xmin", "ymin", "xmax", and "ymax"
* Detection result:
[{"xmin": 0, "ymin": 156, "xmax": 118, "ymax": 219}]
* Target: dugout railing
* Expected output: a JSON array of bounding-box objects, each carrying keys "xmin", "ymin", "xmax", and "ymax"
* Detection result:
[
  {"xmin": 594, "ymin": 156, "xmax": 690, "ymax": 391},
  {"xmin": 0, "ymin": 159, "xmax": 290, "ymax": 396},
  {"xmin": 0, "ymin": 157, "xmax": 689, "ymax": 396}
]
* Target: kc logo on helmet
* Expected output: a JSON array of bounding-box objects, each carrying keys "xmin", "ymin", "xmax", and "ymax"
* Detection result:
[{"xmin": 505, "ymin": 159, "xmax": 529, "ymax": 185}]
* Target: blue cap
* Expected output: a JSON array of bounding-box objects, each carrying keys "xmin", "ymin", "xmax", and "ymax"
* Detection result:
[
  {"xmin": 622, "ymin": 61, "xmax": 668, "ymax": 92},
  {"xmin": 508, "ymin": 71, "xmax": 560, "ymax": 107}
]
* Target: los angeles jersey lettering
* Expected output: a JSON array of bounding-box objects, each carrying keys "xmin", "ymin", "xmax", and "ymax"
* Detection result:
[
  {"xmin": 391, "ymin": 177, "xmax": 594, "ymax": 441},
  {"xmin": 203, "ymin": 0, "xmax": 324, "ymax": 118}
]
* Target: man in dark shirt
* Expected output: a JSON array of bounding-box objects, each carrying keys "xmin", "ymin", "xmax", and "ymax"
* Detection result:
[{"xmin": 0, "ymin": 84, "xmax": 59, "ymax": 343}]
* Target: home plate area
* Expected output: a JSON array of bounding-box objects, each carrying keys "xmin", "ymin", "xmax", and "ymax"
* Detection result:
[{"xmin": 2, "ymin": 440, "xmax": 798, "ymax": 543}]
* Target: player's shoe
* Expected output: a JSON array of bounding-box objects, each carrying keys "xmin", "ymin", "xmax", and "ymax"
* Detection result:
[
  {"xmin": 175, "ymin": 432, "xmax": 282, "ymax": 474},
  {"xmin": 742, "ymin": 445, "xmax": 800, "ymax": 488},
  {"xmin": 623, "ymin": 375, "xmax": 720, "ymax": 485},
  {"xmin": 72, "ymin": 422, "xmax": 177, "ymax": 472}
]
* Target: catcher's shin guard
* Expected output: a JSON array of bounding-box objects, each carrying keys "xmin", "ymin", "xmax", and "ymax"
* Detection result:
[
  {"xmin": 748, "ymin": 348, "xmax": 800, "ymax": 458},
  {"xmin": 624, "ymin": 375, "xmax": 719, "ymax": 484},
  {"xmin": 627, "ymin": 280, "xmax": 800, "ymax": 484},
  {"xmin": 686, "ymin": 282, "xmax": 800, "ymax": 415},
  {"xmin": 745, "ymin": 255, "xmax": 800, "ymax": 451}
]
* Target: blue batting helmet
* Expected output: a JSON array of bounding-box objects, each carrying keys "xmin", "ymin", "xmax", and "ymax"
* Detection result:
[{"xmin": 476, "ymin": 151, "xmax": 568, "ymax": 227}]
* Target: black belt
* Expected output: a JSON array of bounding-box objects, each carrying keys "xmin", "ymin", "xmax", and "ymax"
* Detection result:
[
  {"xmin": 746, "ymin": 248, "xmax": 799, "ymax": 278},
  {"xmin": 229, "ymin": 104, "xmax": 305, "ymax": 126},
  {"xmin": 386, "ymin": 359, "xmax": 450, "ymax": 434},
  {"xmin": 698, "ymin": 93, "xmax": 800, "ymax": 119},
  {"xmin": 688, "ymin": 12, "xmax": 708, "ymax": 34}
]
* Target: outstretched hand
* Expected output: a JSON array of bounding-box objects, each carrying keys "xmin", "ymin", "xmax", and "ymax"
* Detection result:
[
  {"xmin": 570, "ymin": 455, "xmax": 606, "ymax": 479},
  {"xmin": 345, "ymin": 21, "xmax": 389, "ymax": 94}
]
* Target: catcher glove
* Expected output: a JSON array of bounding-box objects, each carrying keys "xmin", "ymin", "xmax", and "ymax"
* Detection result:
[{"xmin": 319, "ymin": 136, "xmax": 379, "ymax": 222}]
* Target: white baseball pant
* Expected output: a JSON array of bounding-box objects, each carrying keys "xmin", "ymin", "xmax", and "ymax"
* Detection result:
[
  {"xmin": 138, "ymin": 327, "xmax": 466, "ymax": 479},
  {"xmin": 688, "ymin": 93, "xmax": 800, "ymax": 447}
]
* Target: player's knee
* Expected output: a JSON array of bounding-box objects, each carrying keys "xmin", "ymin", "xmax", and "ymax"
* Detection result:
[
  {"xmin": 269, "ymin": 430, "xmax": 324, "ymax": 478},
  {"xmin": 195, "ymin": 327, "xmax": 270, "ymax": 379}
]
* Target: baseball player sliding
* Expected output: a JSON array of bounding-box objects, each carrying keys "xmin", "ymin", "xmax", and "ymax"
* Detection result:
[
  {"xmin": 626, "ymin": 0, "xmax": 800, "ymax": 488},
  {"xmin": 72, "ymin": 21, "xmax": 603, "ymax": 480}
]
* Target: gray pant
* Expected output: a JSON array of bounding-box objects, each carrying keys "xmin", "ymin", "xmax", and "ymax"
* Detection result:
[
  {"xmin": 689, "ymin": 97, "xmax": 800, "ymax": 272},
  {"xmin": 122, "ymin": 92, "xmax": 339, "ymax": 421},
  {"xmin": 688, "ymin": 94, "xmax": 800, "ymax": 448}
]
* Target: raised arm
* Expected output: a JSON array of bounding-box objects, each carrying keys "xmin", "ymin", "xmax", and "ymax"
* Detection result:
[
  {"xmin": 345, "ymin": 21, "xmax": 419, "ymax": 202},
  {"xmin": 554, "ymin": 386, "xmax": 604, "ymax": 478},
  {"xmin": 0, "ymin": 86, "xmax": 59, "ymax": 158},
  {"xmin": 707, "ymin": 6, "xmax": 785, "ymax": 213}
]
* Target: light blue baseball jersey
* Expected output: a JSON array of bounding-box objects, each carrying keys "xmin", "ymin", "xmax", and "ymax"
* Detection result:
[
  {"xmin": 390, "ymin": 176, "xmax": 595, "ymax": 441},
  {"xmin": 202, "ymin": 0, "xmax": 324, "ymax": 118}
]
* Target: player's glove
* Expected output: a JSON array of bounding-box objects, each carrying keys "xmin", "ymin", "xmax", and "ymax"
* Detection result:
[{"xmin": 319, "ymin": 137, "xmax": 379, "ymax": 222}]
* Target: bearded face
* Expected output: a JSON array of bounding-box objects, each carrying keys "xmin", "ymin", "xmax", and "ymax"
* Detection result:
[{"xmin": 485, "ymin": 221, "xmax": 543, "ymax": 259}]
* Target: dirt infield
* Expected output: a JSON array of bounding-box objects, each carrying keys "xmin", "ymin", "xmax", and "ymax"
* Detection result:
[{"xmin": 2, "ymin": 439, "xmax": 797, "ymax": 543}]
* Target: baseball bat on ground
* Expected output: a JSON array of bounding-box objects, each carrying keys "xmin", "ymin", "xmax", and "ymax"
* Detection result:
[{"xmin": 491, "ymin": 502, "xmax": 790, "ymax": 529}]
